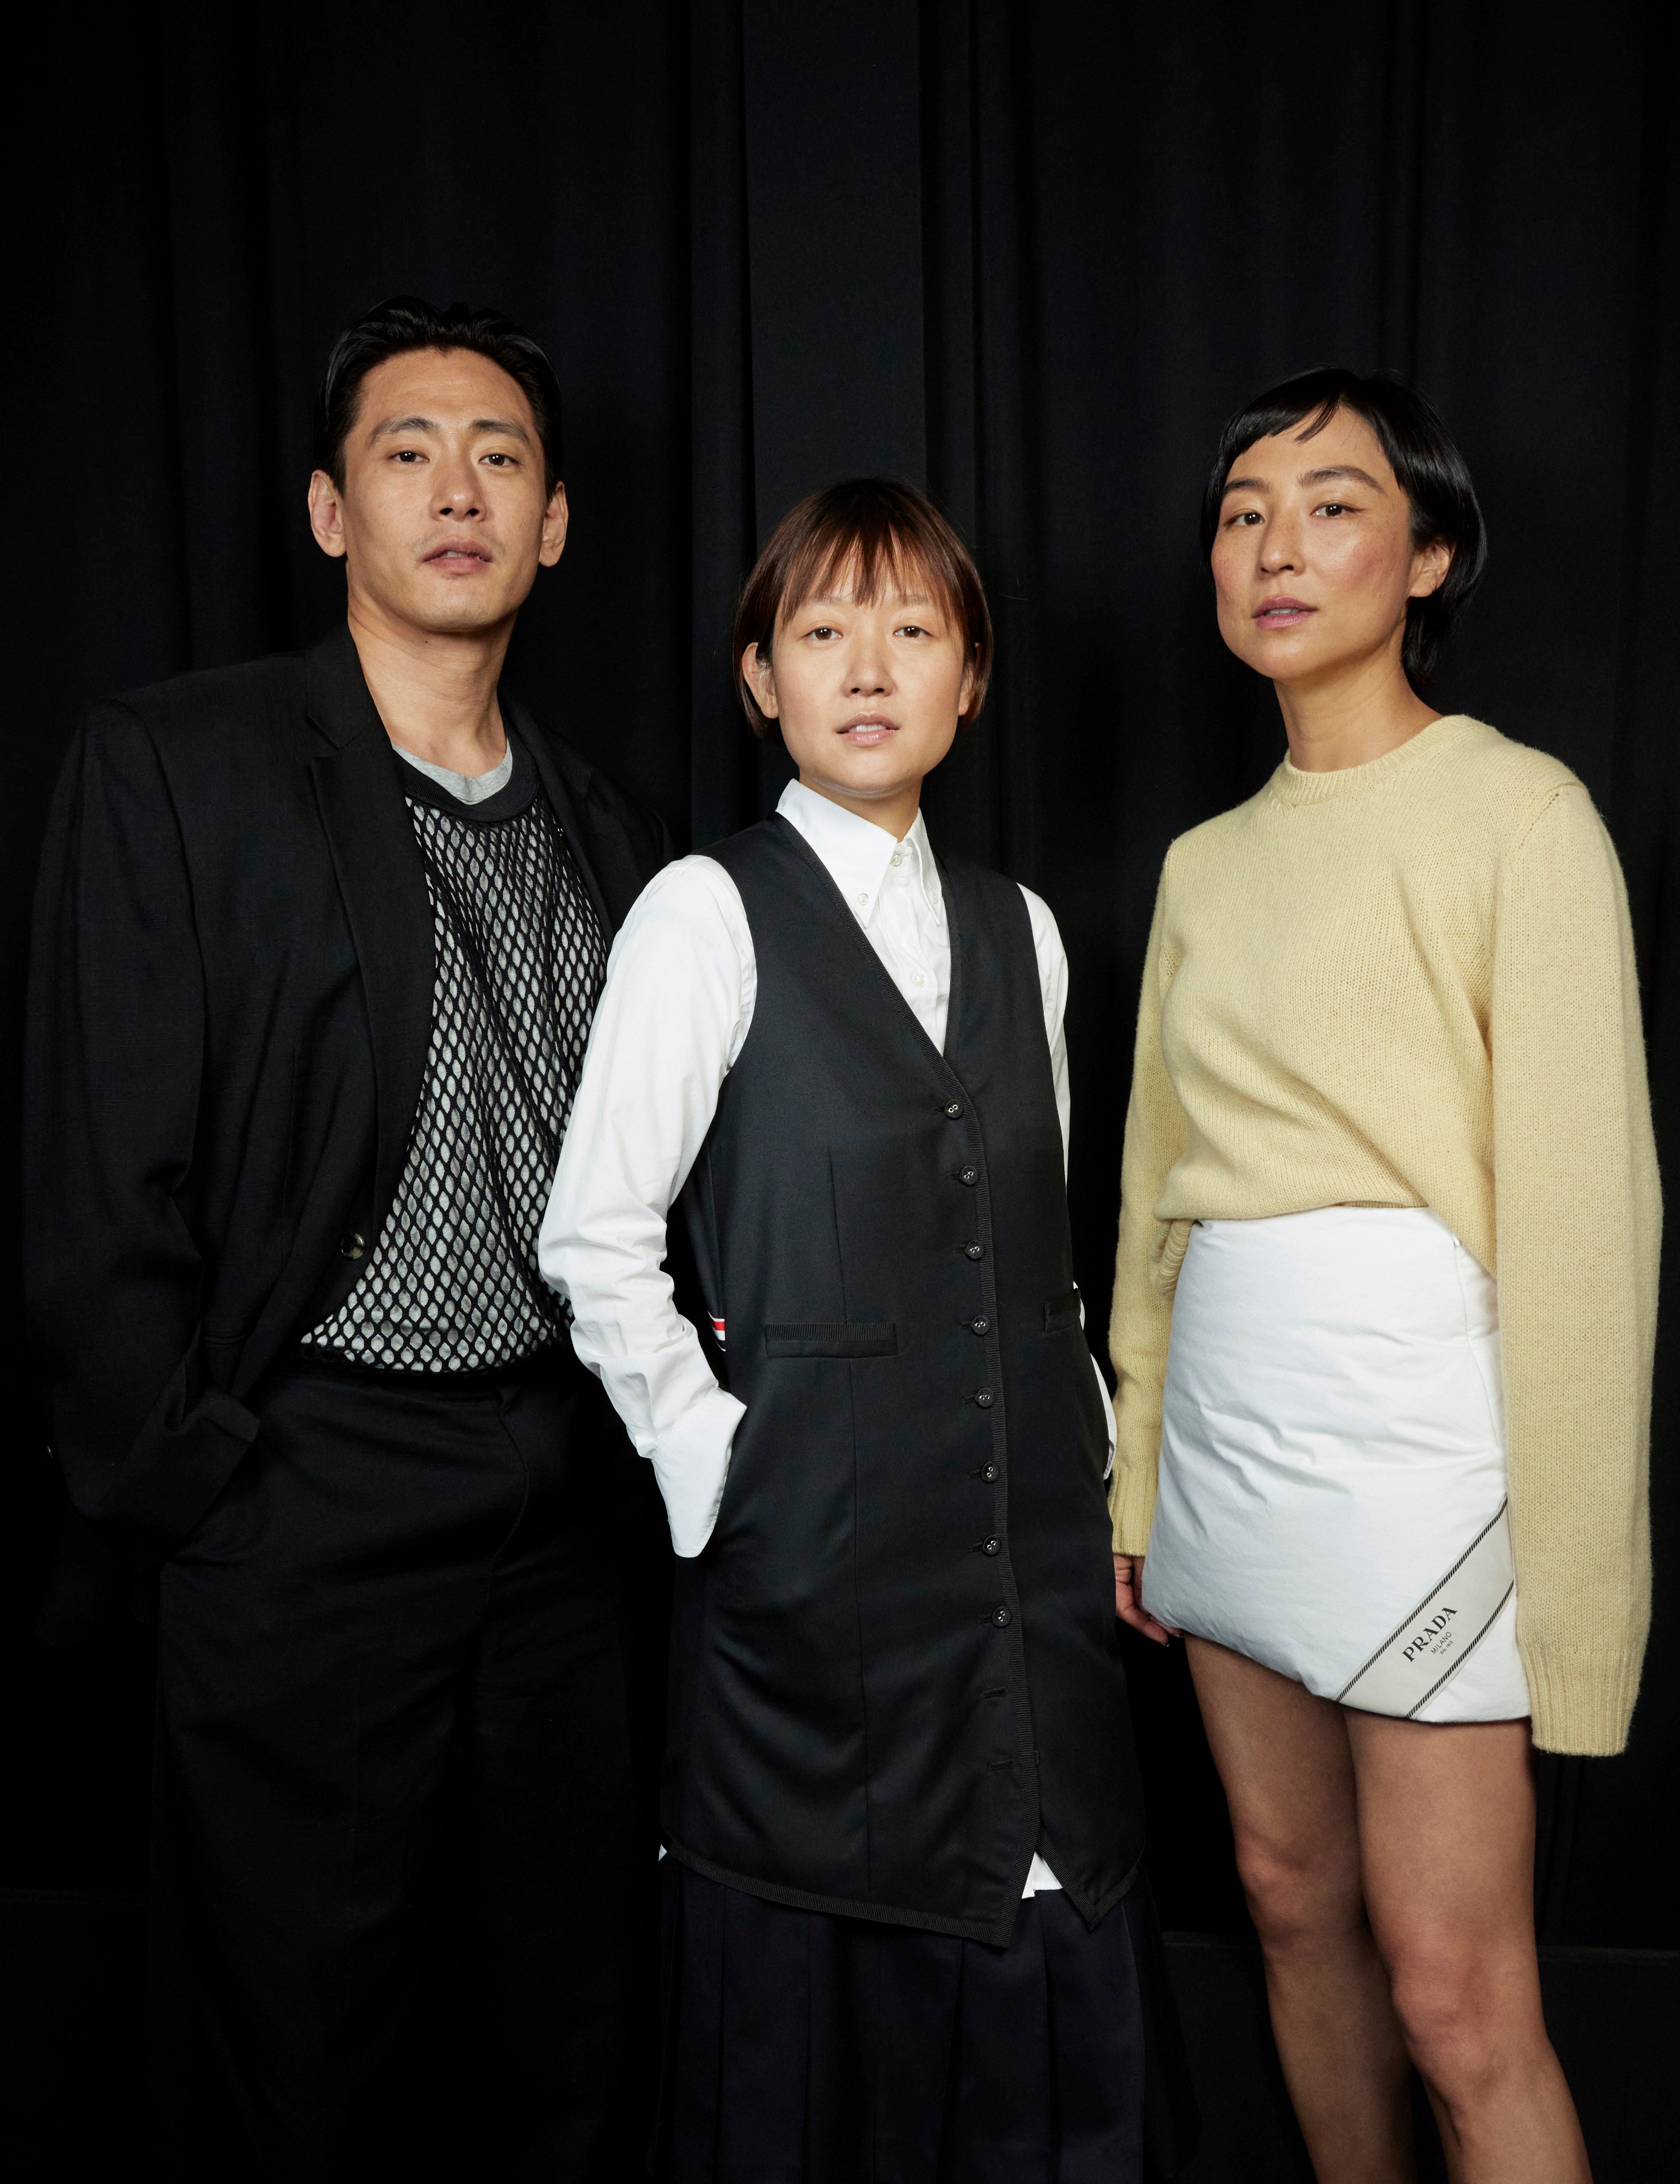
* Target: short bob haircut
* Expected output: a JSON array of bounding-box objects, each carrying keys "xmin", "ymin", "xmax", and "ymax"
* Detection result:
[
  {"xmin": 1201, "ymin": 366, "xmax": 1486, "ymax": 684},
  {"xmin": 733, "ymin": 478, "xmax": 994, "ymax": 738},
  {"xmin": 315, "ymin": 295, "xmax": 565, "ymax": 496}
]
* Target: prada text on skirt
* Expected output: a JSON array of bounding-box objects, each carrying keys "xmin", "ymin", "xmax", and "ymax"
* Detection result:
[{"xmin": 1142, "ymin": 1206, "xmax": 1531, "ymax": 1723}]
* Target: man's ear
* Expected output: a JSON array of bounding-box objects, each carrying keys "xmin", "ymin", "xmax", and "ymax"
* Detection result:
[
  {"xmin": 307, "ymin": 470, "xmax": 348, "ymax": 561},
  {"xmin": 742, "ymin": 641, "xmax": 779, "ymax": 720},
  {"xmin": 956, "ymin": 652, "xmax": 978, "ymax": 720},
  {"xmin": 539, "ymin": 481, "xmax": 570, "ymax": 569}
]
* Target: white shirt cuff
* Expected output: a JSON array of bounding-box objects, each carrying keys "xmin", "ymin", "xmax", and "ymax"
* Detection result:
[{"xmin": 648, "ymin": 1384, "xmax": 746, "ymax": 1557}]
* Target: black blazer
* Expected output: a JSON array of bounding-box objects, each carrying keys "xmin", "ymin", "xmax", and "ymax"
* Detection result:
[{"xmin": 24, "ymin": 625, "xmax": 671, "ymax": 1550}]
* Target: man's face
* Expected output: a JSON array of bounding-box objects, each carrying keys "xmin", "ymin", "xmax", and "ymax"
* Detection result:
[{"xmin": 307, "ymin": 347, "xmax": 567, "ymax": 638}]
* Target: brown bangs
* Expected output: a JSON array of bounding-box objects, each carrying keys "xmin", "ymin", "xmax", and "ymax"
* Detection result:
[{"xmin": 732, "ymin": 478, "xmax": 995, "ymax": 738}]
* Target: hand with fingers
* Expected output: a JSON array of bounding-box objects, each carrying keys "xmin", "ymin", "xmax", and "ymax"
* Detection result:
[{"xmin": 1113, "ymin": 1554, "xmax": 1176, "ymax": 1645}]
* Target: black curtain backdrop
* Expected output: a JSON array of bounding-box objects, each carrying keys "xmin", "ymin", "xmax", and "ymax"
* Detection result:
[{"xmin": 6, "ymin": 0, "xmax": 1677, "ymax": 1958}]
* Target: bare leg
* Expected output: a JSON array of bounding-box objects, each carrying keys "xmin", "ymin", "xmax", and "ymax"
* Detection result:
[
  {"xmin": 1347, "ymin": 1714, "xmax": 1590, "ymax": 2183},
  {"xmin": 1188, "ymin": 1636, "xmax": 1415, "ymax": 2182}
]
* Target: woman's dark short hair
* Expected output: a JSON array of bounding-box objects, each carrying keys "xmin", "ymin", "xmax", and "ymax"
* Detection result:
[
  {"xmin": 315, "ymin": 295, "xmax": 564, "ymax": 494},
  {"xmin": 733, "ymin": 479, "xmax": 994, "ymax": 738},
  {"xmin": 1201, "ymin": 366, "xmax": 1486, "ymax": 684}
]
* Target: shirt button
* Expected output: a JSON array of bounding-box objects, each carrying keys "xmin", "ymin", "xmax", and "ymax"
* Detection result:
[
  {"xmin": 891, "ymin": 850, "xmax": 905, "ymax": 867},
  {"xmin": 855, "ymin": 892, "xmax": 869, "ymax": 907},
  {"xmin": 981, "ymin": 1536, "xmax": 1002, "ymax": 1556},
  {"xmin": 970, "ymin": 1317, "xmax": 990, "ymax": 1337},
  {"xmin": 963, "ymin": 1241, "xmax": 984, "ymax": 1260},
  {"xmin": 982, "ymin": 1462, "xmax": 999, "ymax": 1482},
  {"xmin": 958, "ymin": 1165, "xmax": 980, "ymax": 1187},
  {"xmin": 340, "ymin": 1232, "xmax": 366, "ymax": 1260},
  {"xmin": 944, "ymin": 1101, "xmax": 964, "ymax": 1119},
  {"xmin": 992, "ymin": 1604, "xmax": 1012, "ymax": 1628},
  {"xmin": 913, "ymin": 972, "xmax": 926, "ymax": 987},
  {"xmin": 973, "ymin": 1388, "xmax": 995, "ymax": 1409}
]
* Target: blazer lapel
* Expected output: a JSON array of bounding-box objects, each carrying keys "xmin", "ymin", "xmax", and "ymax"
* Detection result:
[
  {"xmin": 305, "ymin": 629, "xmax": 435, "ymax": 1228},
  {"xmin": 507, "ymin": 694, "xmax": 632, "ymax": 943}
]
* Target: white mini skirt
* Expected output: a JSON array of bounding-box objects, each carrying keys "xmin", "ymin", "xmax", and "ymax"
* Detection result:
[{"xmin": 1141, "ymin": 1205, "xmax": 1531, "ymax": 1723}]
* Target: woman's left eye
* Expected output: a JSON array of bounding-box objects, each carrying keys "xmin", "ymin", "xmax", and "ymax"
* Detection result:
[
  {"xmin": 898, "ymin": 625, "xmax": 925, "ymax": 638},
  {"xmin": 1315, "ymin": 501, "xmax": 1350, "ymax": 517}
]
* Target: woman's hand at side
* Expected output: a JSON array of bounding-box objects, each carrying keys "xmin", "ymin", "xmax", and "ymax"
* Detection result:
[{"xmin": 1113, "ymin": 1554, "xmax": 1175, "ymax": 1645}]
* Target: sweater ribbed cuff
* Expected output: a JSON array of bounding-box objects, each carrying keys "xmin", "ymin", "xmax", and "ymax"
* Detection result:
[
  {"xmin": 1107, "ymin": 1461, "xmax": 1157, "ymax": 1559},
  {"xmin": 1518, "ymin": 1643, "xmax": 1644, "ymax": 1756}
]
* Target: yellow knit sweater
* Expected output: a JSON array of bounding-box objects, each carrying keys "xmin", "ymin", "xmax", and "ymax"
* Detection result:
[{"xmin": 1107, "ymin": 715, "xmax": 1658, "ymax": 1756}]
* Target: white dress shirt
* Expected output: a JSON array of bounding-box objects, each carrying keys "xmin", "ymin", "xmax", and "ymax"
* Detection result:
[{"xmin": 538, "ymin": 781, "xmax": 1114, "ymax": 1895}]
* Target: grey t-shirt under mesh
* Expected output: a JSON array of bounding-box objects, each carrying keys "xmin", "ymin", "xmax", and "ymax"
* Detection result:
[{"xmin": 303, "ymin": 733, "xmax": 605, "ymax": 1373}]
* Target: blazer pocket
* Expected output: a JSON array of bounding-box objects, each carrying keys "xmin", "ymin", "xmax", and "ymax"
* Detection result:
[
  {"xmin": 763, "ymin": 1322, "xmax": 900, "ymax": 1359},
  {"xmin": 1044, "ymin": 1289, "xmax": 1082, "ymax": 1334}
]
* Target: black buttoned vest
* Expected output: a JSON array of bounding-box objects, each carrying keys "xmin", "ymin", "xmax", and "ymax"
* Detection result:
[{"xmin": 669, "ymin": 815, "xmax": 1145, "ymax": 1946}]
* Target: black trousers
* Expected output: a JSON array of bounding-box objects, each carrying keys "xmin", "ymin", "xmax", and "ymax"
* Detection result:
[
  {"xmin": 149, "ymin": 1346, "xmax": 669, "ymax": 2182},
  {"xmin": 657, "ymin": 1863, "xmax": 1198, "ymax": 2182}
]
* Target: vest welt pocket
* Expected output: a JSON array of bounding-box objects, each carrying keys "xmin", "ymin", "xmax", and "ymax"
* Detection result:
[
  {"xmin": 1044, "ymin": 1289, "xmax": 1082, "ymax": 1334},
  {"xmin": 763, "ymin": 1322, "xmax": 901, "ymax": 1359}
]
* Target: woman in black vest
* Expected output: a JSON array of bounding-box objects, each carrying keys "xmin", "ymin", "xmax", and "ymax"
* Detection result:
[{"xmin": 541, "ymin": 481, "xmax": 1194, "ymax": 2181}]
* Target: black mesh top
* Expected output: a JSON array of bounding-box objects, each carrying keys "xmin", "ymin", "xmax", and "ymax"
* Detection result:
[{"xmin": 303, "ymin": 732, "xmax": 606, "ymax": 1373}]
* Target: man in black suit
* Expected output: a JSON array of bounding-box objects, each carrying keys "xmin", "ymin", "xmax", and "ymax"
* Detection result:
[{"xmin": 25, "ymin": 297, "xmax": 671, "ymax": 2179}]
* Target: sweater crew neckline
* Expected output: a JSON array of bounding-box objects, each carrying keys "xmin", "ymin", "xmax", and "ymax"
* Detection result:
[{"xmin": 1267, "ymin": 714, "xmax": 1474, "ymax": 807}]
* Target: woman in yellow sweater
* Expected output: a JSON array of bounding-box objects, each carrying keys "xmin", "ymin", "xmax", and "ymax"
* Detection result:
[{"xmin": 1109, "ymin": 366, "xmax": 1657, "ymax": 2183}]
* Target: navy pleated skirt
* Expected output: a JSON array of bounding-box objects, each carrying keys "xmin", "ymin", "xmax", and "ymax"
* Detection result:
[{"xmin": 653, "ymin": 1862, "xmax": 1198, "ymax": 2182}]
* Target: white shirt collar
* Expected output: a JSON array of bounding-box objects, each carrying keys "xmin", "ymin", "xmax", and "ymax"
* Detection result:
[{"xmin": 775, "ymin": 779, "xmax": 938, "ymax": 929}]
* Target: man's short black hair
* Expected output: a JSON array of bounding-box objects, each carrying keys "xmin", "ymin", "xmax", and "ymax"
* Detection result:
[
  {"xmin": 1202, "ymin": 366, "xmax": 1486, "ymax": 684},
  {"xmin": 315, "ymin": 295, "xmax": 565, "ymax": 495}
]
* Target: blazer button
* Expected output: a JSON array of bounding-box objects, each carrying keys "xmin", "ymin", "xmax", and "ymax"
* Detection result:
[
  {"xmin": 963, "ymin": 1241, "xmax": 984, "ymax": 1260},
  {"xmin": 981, "ymin": 1536, "xmax": 1002, "ymax": 1556},
  {"xmin": 340, "ymin": 1232, "xmax": 366, "ymax": 1260},
  {"xmin": 991, "ymin": 1604, "xmax": 1012, "ymax": 1628},
  {"xmin": 982, "ymin": 1462, "xmax": 999, "ymax": 1482},
  {"xmin": 973, "ymin": 1388, "xmax": 994, "ymax": 1409},
  {"xmin": 944, "ymin": 1100, "xmax": 964, "ymax": 1119},
  {"xmin": 958, "ymin": 1165, "xmax": 980, "ymax": 1187}
]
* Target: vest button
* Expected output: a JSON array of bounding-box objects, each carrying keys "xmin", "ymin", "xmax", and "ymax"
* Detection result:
[
  {"xmin": 944, "ymin": 1100, "xmax": 964, "ymax": 1119},
  {"xmin": 982, "ymin": 1463, "xmax": 999, "ymax": 1482},
  {"xmin": 981, "ymin": 1536, "xmax": 1002, "ymax": 1556},
  {"xmin": 973, "ymin": 1388, "xmax": 994, "ymax": 1408},
  {"xmin": 958, "ymin": 1165, "xmax": 980, "ymax": 1187},
  {"xmin": 970, "ymin": 1317, "xmax": 990, "ymax": 1337},
  {"xmin": 963, "ymin": 1241, "xmax": 983, "ymax": 1260},
  {"xmin": 991, "ymin": 1604, "xmax": 1012, "ymax": 1628},
  {"xmin": 340, "ymin": 1232, "xmax": 366, "ymax": 1260}
]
